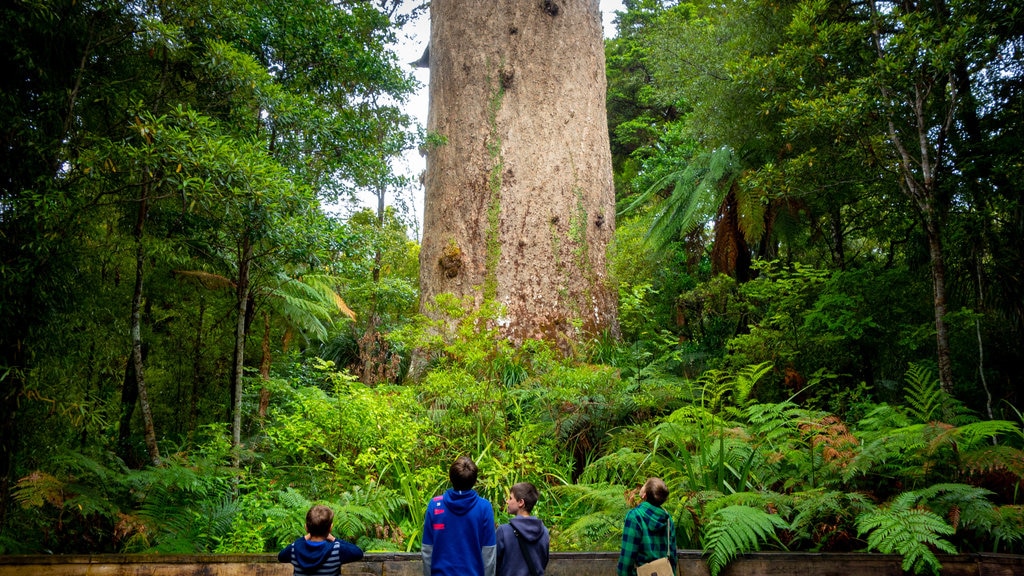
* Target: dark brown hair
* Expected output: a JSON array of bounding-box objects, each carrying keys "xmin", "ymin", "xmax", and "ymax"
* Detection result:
[
  {"xmin": 306, "ymin": 504, "xmax": 334, "ymax": 537},
  {"xmin": 510, "ymin": 482, "xmax": 540, "ymax": 513},
  {"xmin": 449, "ymin": 455, "xmax": 479, "ymax": 491}
]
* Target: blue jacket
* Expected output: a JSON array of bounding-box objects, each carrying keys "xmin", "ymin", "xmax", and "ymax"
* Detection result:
[
  {"xmin": 278, "ymin": 537, "xmax": 363, "ymax": 576},
  {"xmin": 496, "ymin": 515, "xmax": 550, "ymax": 576},
  {"xmin": 421, "ymin": 489, "xmax": 497, "ymax": 576}
]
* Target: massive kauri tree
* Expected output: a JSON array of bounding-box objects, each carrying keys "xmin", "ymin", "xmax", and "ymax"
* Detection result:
[{"xmin": 419, "ymin": 0, "xmax": 618, "ymax": 346}]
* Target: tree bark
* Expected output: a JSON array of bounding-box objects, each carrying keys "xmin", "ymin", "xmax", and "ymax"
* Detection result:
[
  {"xmin": 230, "ymin": 236, "xmax": 253, "ymax": 463},
  {"xmin": 419, "ymin": 0, "xmax": 618, "ymax": 347},
  {"xmin": 130, "ymin": 188, "xmax": 161, "ymax": 467},
  {"xmin": 924, "ymin": 220, "xmax": 955, "ymax": 394}
]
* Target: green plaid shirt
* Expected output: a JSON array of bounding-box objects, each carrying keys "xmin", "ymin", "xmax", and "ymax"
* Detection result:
[{"xmin": 617, "ymin": 502, "xmax": 676, "ymax": 576}]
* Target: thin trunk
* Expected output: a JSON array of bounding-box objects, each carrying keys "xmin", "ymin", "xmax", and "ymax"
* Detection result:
[
  {"xmin": 373, "ymin": 186, "xmax": 385, "ymax": 283},
  {"xmin": 189, "ymin": 295, "xmax": 205, "ymax": 443},
  {"xmin": 231, "ymin": 236, "xmax": 253, "ymax": 464},
  {"xmin": 258, "ymin": 311, "xmax": 271, "ymax": 420},
  {"xmin": 117, "ymin": 345, "xmax": 140, "ymax": 463},
  {"xmin": 830, "ymin": 206, "xmax": 846, "ymax": 271},
  {"xmin": 0, "ymin": 369, "xmax": 22, "ymax": 527},
  {"xmin": 131, "ymin": 187, "xmax": 161, "ymax": 467},
  {"xmin": 869, "ymin": 0, "xmax": 957, "ymax": 394},
  {"xmin": 925, "ymin": 224, "xmax": 955, "ymax": 394},
  {"xmin": 975, "ymin": 259, "xmax": 994, "ymax": 421}
]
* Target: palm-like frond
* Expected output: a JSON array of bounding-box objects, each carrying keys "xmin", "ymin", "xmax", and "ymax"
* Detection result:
[
  {"xmin": 621, "ymin": 146, "xmax": 742, "ymax": 250},
  {"xmin": 266, "ymin": 272, "xmax": 355, "ymax": 341},
  {"xmin": 173, "ymin": 269, "xmax": 235, "ymax": 290},
  {"xmin": 702, "ymin": 504, "xmax": 789, "ymax": 576}
]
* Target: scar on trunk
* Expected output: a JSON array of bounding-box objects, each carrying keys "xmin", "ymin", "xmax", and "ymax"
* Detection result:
[{"xmin": 439, "ymin": 238, "xmax": 464, "ymax": 279}]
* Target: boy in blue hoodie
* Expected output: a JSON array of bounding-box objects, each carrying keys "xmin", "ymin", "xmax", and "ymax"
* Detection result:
[
  {"xmin": 421, "ymin": 455, "xmax": 497, "ymax": 576},
  {"xmin": 279, "ymin": 504, "xmax": 364, "ymax": 576},
  {"xmin": 496, "ymin": 482, "xmax": 550, "ymax": 576}
]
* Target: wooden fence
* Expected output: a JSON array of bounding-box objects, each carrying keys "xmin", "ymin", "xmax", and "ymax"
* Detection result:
[{"xmin": 1, "ymin": 551, "xmax": 1023, "ymax": 576}]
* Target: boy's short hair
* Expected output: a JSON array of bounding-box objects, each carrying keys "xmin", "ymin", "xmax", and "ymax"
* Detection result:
[
  {"xmin": 449, "ymin": 455, "xmax": 479, "ymax": 491},
  {"xmin": 306, "ymin": 504, "xmax": 334, "ymax": 537},
  {"xmin": 510, "ymin": 482, "xmax": 540, "ymax": 513},
  {"xmin": 643, "ymin": 477, "xmax": 670, "ymax": 507}
]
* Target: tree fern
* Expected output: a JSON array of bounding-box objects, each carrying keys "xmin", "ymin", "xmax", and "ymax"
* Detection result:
[
  {"xmin": 620, "ymin": 146, "xmax": 741, "ymax": 251},
  {"xmin": 856, "ymin": 501, "xmax": 957, "ymax": 575},
  {"xmin": 702, "ymin": 504, "xmax": 789, "ymax": 576}
]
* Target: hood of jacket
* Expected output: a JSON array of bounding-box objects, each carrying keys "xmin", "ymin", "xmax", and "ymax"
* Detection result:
[
  {"xmin": 289, "ymin": 539, "xmax": 335, "ymax": 570},
  {"xmin": 442, "ymin": 488, "xmax": 481, "ymax": 516},
  {"xmin": 636, "ymin": 501, "xmax": 671, "ymax": 533},
  {"xmin": 508, "ymin": 515, "xmax": 547, "ymax": 544}
]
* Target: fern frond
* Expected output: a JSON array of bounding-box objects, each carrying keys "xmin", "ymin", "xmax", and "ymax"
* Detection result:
[
  {"xmin": 856, "ymin": 506, "xmax": 957, "ymax": 575},
  {"xmin": 744, "ymin": 401, "xmax": 803, "ymax": 448},
  {"xmin": 992, "ymin": 506, "xmax": 1024, "ymax": 551},
  {"xmin": 856, "ymin": 403, "xmax": 913, "ymax": 432},
  {"xmin": 702, "ymin": 504, "xmax": 789, "ymax": 576},
  {"xmin": 732, "ymin": 362, "xmax": 773, "ymax": 407},
  {"xmin": 956, "ymin": 420, "xmax": 1024, "ymax": 450},
  {"xmin": 960, "ymin": 444, "xmax": 1024, "ymax": 479},
  {"xmin": 579, "ymin": 448, "xmax": 649, "ymax": 485},
  {"xmin": 550, "ymin": 483, "xmax": 632, "ymax": 550},
  {"xmin": 631, "ymin": 146, "xmax": 740, "ymax": 251},
  {"xmin": 904, "ymin": 363, "xmax": 945, "ymax": 423},
  {"xmin": 843, "ymin": 423, "xmax": 928, "ymax": 483},
  {"xmin": 788, "ymin": 489, "xmax": 871, "ymax": 550},
  {"xmin": 173, "ymin": 269, "xmax": 235, "ymax": 290},
  {"xmin": 904, "ymin": 483, "xmax": 997, "ymax": 534}
]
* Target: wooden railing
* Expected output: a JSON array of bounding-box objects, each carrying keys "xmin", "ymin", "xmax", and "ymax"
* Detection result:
[{"xmin": 1, "ymin": 551, "xmax": 1022, "ymax": 575}]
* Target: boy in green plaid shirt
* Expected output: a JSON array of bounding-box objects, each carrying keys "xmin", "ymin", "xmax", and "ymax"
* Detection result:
[{"xmin": 617, "ymin": 478, "xmax": 676, "ymax": 576}]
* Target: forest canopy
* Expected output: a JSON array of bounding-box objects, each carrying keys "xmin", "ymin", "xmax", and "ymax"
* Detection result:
[{"xmin": 1, "ymin": 0, "xmax": 1022, "ymax": 574}]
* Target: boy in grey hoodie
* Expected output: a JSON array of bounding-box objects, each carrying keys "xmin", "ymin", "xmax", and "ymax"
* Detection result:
[
  {"xmin": 495, "ymin": 482, "xmax": 550, "ymax": 576},
  {"xmin": 278, "ymin": 504, "xmax": 363, "ymax": 576}
]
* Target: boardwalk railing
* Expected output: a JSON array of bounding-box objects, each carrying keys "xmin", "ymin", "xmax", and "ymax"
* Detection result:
[{"xmin": 2, "ymin": 551, "xmax": 1023, "ymax": 576}]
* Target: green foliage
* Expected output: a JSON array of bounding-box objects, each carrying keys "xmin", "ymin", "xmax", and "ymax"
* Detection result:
[
  {"xmin": 856, "ymin": 501, "xmax": 957, "ymax": 575},
  {"xmin": 702, "ymin": 504, "xmax": 790, "ymax": 576}
]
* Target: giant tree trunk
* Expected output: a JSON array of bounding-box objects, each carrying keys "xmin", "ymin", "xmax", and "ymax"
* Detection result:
[{"xmin": 419, "ymin": 0, "xmax": 618, "ymax": 347}]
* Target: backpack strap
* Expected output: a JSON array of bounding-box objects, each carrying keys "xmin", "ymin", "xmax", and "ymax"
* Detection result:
[{"xmin": 511, "ymin": 526, "xmax": 541, "ymax": 576}]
